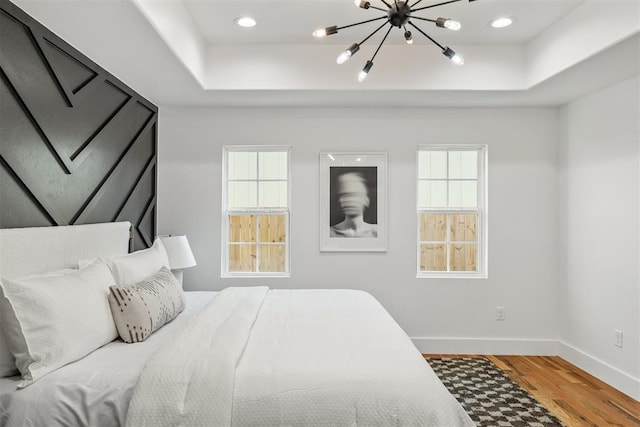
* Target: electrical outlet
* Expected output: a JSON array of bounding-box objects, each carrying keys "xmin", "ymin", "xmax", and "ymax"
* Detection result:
[
  {"xmin": 496, "ymin": 306, "xmax": 506, "ymax": 321},
  {"xmin": 615, "ymin": 330, "xmax": 623, "ymax": 348}
]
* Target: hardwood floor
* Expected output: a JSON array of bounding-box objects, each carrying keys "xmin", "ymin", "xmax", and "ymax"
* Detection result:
[{"xmin": 425, "ymin": 354, "xmax": 640, "ymax": 426}]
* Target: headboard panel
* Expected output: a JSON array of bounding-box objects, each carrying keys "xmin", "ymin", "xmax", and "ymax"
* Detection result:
[
  {"xmin": 0, "ymin": 0, "xmax": 157, "ymax": 251},
  {"xmin": 0, "ymin": 221, "xmax": 131, "ymax": 279}
]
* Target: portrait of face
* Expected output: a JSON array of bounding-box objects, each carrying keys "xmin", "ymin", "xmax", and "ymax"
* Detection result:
[
  {"xmin": 329, "ymin": 166, "xmax": 378, "ymax": 228},
  {"xmin": 336, "ymin": 172, "xmax": 369, "ymax": 218},
  {"xmin": 321, "ymin": 154, "xmax": 386, "ymax": 250}
]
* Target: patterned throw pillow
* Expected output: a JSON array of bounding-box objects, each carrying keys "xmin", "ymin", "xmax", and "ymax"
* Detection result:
[{"xmin": 108, "ymin": 267, "xmax": 186, "ymax": 343}]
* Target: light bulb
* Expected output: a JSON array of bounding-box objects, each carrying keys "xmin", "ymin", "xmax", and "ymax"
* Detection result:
[
  {"xmin": 354, "ymin": 0, "xmax": 370, "ymax": 8},
  {"xmin": 442, "ymin": 47, "xmax": 464, "ymax": 65},
  {"xmin": 451, "ymin": 54, "xmax": 464, "ymax": 65},
  {"xmin": 358, "ymin": 61, "xmax": 374, "ymax": 82},
  {"xmin": 444, "ymin": 19, "xmax": 461, "ymax": 31},
  {"xmin": 436, "ymin": 18, "xmax": 461, "ymax": 31},
  {"xmin": 313, "ymin": 26, "xmax": 337, "ymax": 38},
  {"xmin": 336, "ymin": 43, "xmax": 359, "ymax": 65},
  {"xmin": 337, "ymin": 50, "xmax": 352, "ymax": 65},
  {"xmin": 404, "ymin": 30, "xmax": 413, "ymax": 45}
]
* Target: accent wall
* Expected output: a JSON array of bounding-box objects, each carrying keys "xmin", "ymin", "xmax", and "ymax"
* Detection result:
[{"xmin": 0, "ymin": 0, "xmax": 158, "ymax": 249}]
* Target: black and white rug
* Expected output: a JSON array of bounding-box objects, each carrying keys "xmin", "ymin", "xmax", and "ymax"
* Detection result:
[{"xmin": 427, "ymin": 357, "xmax": 565, "ymax": 427}]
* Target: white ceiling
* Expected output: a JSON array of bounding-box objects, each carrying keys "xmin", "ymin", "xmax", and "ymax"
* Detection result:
[
  {"xmin": 183, "ymin": 0, "xmax": 583, "ymax": 45},
  {"xmin": 12, "ymin": 0, "xmax": 640, "ymax": 108}
]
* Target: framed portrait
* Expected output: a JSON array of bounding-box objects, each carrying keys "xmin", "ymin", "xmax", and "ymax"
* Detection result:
[{"xmin": 319, "ymin": 152, "xmax": 387, "ymax": 252}]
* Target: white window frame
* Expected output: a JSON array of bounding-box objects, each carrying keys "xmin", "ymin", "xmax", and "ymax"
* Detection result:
[
  {"xmin": 416, "ymin": 144, "xmax": 488, "ymax": 279},
  {"xmin": 222, "ymin": 145, "xmax": 291, "ymax": 278}
]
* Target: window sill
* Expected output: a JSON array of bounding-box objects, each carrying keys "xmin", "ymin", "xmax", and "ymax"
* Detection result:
[
  {"xmin": 416, "ymin": 272, "xmax": 487, "ymax": 279},
  {"xmin": 221, "ymin": 273, "xmax": 291, "ymax": 279}
]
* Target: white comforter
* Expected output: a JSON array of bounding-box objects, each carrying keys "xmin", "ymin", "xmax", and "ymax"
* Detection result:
[{"xmin": 127, "ymin": 287, "xmax": 474, "ymax": 426}]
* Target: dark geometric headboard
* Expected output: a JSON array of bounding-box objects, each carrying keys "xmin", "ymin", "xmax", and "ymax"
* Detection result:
[{"xmin": 0, "ymin": 0, "xmax": 157, "ymax": 250}]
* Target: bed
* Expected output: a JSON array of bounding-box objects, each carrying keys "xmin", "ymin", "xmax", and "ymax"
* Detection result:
[{"xmin": 0, "ymin": 222, "xmax": 473, "ymax": 426}]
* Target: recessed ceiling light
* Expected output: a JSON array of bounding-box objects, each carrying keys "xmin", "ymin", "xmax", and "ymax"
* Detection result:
[
  {"xmin": 490, "ymin": 17, "xmax": 515, "ymax": 29},
  {"xmin": 235, "ymin": 17, "xmax": 256, "ymax": 28}
]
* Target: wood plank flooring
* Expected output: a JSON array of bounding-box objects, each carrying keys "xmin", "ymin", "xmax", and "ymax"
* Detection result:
[{"xmin": 425, "ymin": 355, "xmax": 640, "ymax": 426}]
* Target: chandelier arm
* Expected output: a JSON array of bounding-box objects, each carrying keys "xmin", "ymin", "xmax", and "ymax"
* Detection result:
[
  {"xmin": 411, "ymin": 0, "xmax": 461, "ymax": 13},
  {"xmin": 370, "ymin": 25, "xmax": 394, "ymax": 62},
  {"xmin": 358, "ymin": 20, "xmax": 392, "ymax": 46},
  {"xmin": 379, "ymin": 0, "xmax": 393, "ymax": 8},
  {"xmin": 338, "ymin": 15, "xmax": 389, "ymax": 31},
  {"xmin": 407, "ymin": 21, "xmax": 445, "ymax": 50},
  {"xmin": 410, "ymin": 0, "xmax": 424, "ymax": 7},
  {"xmin": 369, "ymin": 5, "xmax": 387, "ymax": 12},
  {"xmin": 410, "ymin": 16, "xmax": 437, "ymax": 23}
]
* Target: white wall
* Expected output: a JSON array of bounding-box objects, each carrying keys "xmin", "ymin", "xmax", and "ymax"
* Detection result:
[
  {"xmin": 158, "ymin": 106, "xmax": 559, "ymax": 354},
  {"xmin": 558, "ymin": 77, "xmax": 640, "ymax": 400}
]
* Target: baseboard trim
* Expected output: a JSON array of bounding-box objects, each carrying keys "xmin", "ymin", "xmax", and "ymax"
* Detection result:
[
  {"xmin": 411, "ymin": 337, "xmax": 640, "ymax": 402},
  {"xmin": 411, "ymin": 337, "xmax": 559, "ymax": 356},
  {"xmin": 558, "ymin": 341, "xmax": 640, "ymax": 402}
]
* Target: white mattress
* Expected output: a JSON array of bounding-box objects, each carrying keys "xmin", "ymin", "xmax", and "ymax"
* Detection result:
[{"xmin": 0, "ymin": 291, "xmax": 217, "ymax": 427}]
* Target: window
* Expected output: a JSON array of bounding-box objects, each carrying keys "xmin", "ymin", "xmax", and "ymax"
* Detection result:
[
  {"xmin": 222, "ymin": 147, "xmax": 290, "ymax": 277},
  {"xmin": 417, "ymin": 145, "xmax": 487, "ymax": 278}
]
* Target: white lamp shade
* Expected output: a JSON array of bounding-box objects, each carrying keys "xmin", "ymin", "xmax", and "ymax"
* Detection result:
[{"xmin": 159, "ymin": 235, "xmax": 196, "ymax": 269}]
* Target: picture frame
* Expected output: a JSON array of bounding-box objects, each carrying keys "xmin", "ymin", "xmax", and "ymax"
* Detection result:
[{"xmin": 319, "ymin": 152, "xmax": 387, "ymax": 252}]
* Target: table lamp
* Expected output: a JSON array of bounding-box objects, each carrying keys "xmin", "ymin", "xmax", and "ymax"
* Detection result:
[{"xmin": 159, "ymin": 235, "xmax": 196, "ymax": 284}]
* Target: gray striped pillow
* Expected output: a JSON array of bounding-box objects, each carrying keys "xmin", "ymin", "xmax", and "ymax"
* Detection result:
[{"xmin": 108, "ymin": 267, "xmax": 185, "ymax": 343}]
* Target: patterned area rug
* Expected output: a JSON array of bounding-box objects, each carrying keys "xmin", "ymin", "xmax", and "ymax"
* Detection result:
[{"xmin": 427, "ymin": 357, "xmax": 564, "ymax": 427}]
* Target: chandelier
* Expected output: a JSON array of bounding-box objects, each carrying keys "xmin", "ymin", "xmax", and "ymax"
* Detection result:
[{"xmin": 313, "ymin": 0, "xmax": 477, "ymax": 82}]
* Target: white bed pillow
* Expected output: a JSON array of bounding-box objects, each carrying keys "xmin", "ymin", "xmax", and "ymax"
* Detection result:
[
  {"xmin": 104, "ymin": 238, "xmax": 170, "ymax": 286},
  {"xmin": 0, "ymin": 268, "xmax": 75, "ymax": 378},
  {"xmin": 0, "ymin": 260, "xmax": 118, "ymax": 388},
  {"xmin": 108, "ymin": 266, "xmax": 186, "ymax": 343}
]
